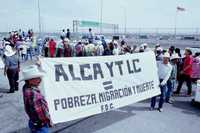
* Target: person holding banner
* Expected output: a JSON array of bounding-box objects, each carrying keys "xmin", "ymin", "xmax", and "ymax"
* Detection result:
[
  {"xmin": 21, "ymin": 65, "xmax": 52, "ymax": 133},
  {"xmin": 151, "ymin": 52, "xmax": 172, "ymax": 112}
]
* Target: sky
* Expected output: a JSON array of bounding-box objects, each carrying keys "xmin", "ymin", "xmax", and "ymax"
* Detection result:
[{"xmin": 0, "ymin": 0, "xmax": 199, "ymax": 32}]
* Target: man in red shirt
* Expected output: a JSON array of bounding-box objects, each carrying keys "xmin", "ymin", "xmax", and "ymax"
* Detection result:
[{"xmin": 174, "ymin": 48, "xmax": 193, "ymax": 96}]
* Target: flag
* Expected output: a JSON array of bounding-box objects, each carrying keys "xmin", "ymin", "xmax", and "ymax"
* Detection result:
[{"xmin": 177, "ymin": 6, "xmax": 186, "ymax": 11}]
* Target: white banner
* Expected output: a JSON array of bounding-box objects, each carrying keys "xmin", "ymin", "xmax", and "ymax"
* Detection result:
[{"xmin": 41, "ymin": 51, "xmax": 160, "ymax": 124}]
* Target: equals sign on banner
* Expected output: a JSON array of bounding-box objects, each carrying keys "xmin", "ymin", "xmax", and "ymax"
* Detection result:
[{"xmin": 103, "ymin": 81, "xmax": 113, "ymax": 90}]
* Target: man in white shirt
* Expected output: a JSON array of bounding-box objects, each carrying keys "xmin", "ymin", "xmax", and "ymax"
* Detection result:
[
  {"xmin": 150, "ymin": 52, "xmax": 172, "ymax": 112},
  {"xmin": 61, "ymin": 29, "xmax": 66, "ymax": 39},
  {"xmin": 95, "ymin": 41, "xmax": 104, "ymax": 56},
  {"xmin": 88, "ymin": 28, "xmax": 94, "ymax": 43},
  {"xmin": 113, "ymin": 41, "xmax": 120, "ymax": 55}
]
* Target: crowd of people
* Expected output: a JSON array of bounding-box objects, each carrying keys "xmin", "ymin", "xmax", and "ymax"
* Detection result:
[
  {"xmin": 151, "ymin": 46, "xmax": 200, "ymax": 112},
  {"xmin": 0, "ymin": 28, "xmax": 200, "ymax": 132}
]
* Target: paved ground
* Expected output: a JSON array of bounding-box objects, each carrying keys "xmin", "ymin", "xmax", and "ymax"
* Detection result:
[{"xmin": 0, "ymin": 59, "xmax": 200, "ymax": 133}]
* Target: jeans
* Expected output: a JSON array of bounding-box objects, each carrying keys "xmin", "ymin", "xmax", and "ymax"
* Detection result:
[
  {"xmin": 21, "ymin": 54, "xmax": 26, "ymax": 61},
  {"xmin": 44, "ymin": 47, "xmax": 49, "ymax": 57},
  {"xmin": 151, "ymin": 83, "xmax": 167, "ymax": 109},
  {"xmin": 38, "ymin": 46, "xmax": 43, "ymax": 56},
  {"xmin": 26, "ymin": 48, "xmax": 33, "ymax": 60},
  {"xmin": 29, "ymin": 121, "xmax": 49, "ymax": 133},
  {"xmin": 166, "ymin": 79, "xmax": 176, "ymax": 102},
  {"xmin": 0, "ymin": 49, "xmax": 3, "ymax": 56},
  {"xmin": 7, "ymin": 68, "xmax": 19, "ymax": 92}
]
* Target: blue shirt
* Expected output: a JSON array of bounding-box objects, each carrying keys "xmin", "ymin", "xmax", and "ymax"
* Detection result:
[{"xmin": 5, "ymin": 54, "xmax": 19, "ymax": 69}]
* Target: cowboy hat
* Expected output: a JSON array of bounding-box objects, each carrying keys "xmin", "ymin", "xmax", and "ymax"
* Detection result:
[
  {"xmin": 64, "ymin": 38, "xmax": 70, "ymax": 42},
  {"xmin": 19, "ymin": 65, "xmax": 45, "ymax": 82},
  {"xmin": 143, "ymin": 43, "xmax": 148, "ymax": 47},
  {"xmin": 156, "ymin": 43, "xmax": 160, "ymax": 47},
  {"xmin": 4, "ymin": 45, "xmax": 16, "ymax": 57},
  {"xmin": 171, "ymin": 54, "xmax": 180, "ymax": 60},
  {"xmin": 162, "ymin": 52, "xmax": 170, "ymax": 58},
  {"xmin": 139, "ymin": 45, "xmax": 144, "ymax": 50},
  {"xmin": 156, "ymin": 47, "xmax": 163, "ymax": 52}
]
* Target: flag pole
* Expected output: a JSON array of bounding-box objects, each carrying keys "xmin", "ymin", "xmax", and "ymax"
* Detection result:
[
  {"xmin": 100, "ymin": 0, "xmax": 103, "ymax": 34},
  {"xmin": 37, "ymin": 0, "xmax": 42, "ymax": 36}
]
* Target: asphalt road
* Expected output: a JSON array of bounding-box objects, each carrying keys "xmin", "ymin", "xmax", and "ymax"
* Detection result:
[{"xmin": 0, "ymin": 58, "xmax": 200, "ymax": 133}]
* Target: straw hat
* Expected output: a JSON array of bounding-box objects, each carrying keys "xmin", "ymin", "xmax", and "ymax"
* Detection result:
[
  {"xmin": 113, "ymin": 40, "xmax": 118, "ymax": 45},
  {"xmin": 4, "ymin": 45, "xmax": 16, "ymax": 57},
  {"xmin": 64, "ymin": 38, "xmax": 70, "ymax": 42},
  {"xmin": 171, "ymin": 54, "xmax": 180, "ymax": 60},
  {"xmin": 139, "ymin": 44, "xmax": 145, "ymax": 50},
  {"xmin": 96, "ymin": 40, "xmax": 102, "ymax": 45},
  {"xmin": 143, "ymin": 43, "xmax": 148, "ymax": 47},
  {"xmin": 19, "ymin": 65, "xmax": 45, "ymax": 82},
  {"xmin": 163, "ymin": 52, "xmax": 170, "ymax": 58},
  {"xmin": 156, "ymin": 47, "xmax": 163, "ymax": 52},
  {"xmin": 156, "ymin": 43, "xmax": 160, "ymax": 47}
]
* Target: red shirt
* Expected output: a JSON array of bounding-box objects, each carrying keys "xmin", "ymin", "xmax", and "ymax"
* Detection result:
[
  {"xmin": 49, "ymin": 40, "xmax": 56, "ymax": 57},
  {"xmin": 183, "ymin": 55, "xmax": 193, "ymax": 76},
  {"xmin": 23, "ymin": 85, "xmax": 51, "ymax": 126}
]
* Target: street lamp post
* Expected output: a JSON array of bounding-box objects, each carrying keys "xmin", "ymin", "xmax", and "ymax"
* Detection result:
[
  {"xmin": 100, "ymin": 0, "xmax": 103, "ymax": 34},
  {"xmin": 121, "ymin": 6, "xmax": 127, "ymax": 35},
  {"xmin": 174, "ymin": 6, "xmax": 186, "ymax": 39},
  {"xmin": 37, "ymin": 0, "xmax": 42, "ymax": 35},
  {"xmin": 174, "ymin": 10, "xmax": 178, "ymax": 39},
  {"xmin": 124, "ymin": 8, "xmax": 127, "ymax": 35}
]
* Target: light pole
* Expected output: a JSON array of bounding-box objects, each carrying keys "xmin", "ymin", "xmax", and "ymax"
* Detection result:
[
  {"xmin": 121, "ymin": 6, "xmax": 127, "ymax": 35},
  {"xmin": 174, "ymin": 10, "xmax": 178, "ymax": 39},
  {"xmin": 100, "ymin": 0, "xmax": 103, "ymax": 34},
  {"xmin": 174, "ymin": 6, "xmax": 186, "ymax": 39},
  {"xmin": 124, "ymin": 8, "xmax": 127, "ymax": 35},
  {"xmin": 37, "ymin": 0, "xmax": 42, "ymax": 35}
]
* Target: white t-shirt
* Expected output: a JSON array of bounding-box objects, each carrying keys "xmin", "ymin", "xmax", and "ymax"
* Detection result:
[
  {"xmin": 113, "ymin": 48, "xmax": 120, "ymax": 55},
  {"xmin": 96, "ymin": 44, "xmax": 104, "ymax": 56},
  {"xmin": 157, "ymin": 61, "xmax": 172, "ymax": 84},
  {"xmin": 19, "ymin": 43, "xmax": 29, "ymax": 55}
]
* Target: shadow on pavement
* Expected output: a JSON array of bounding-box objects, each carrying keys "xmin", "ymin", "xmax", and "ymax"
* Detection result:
[
  {"xmin": 173, "ymin": 100, "xmax": 200, "ymax": 117},
  {"xmin": 0, "ymin": 89, "xmax": 9, "ymax": 93},
  {"xmin": 14, "ymin": 110, "xmax": 135, "ymax": 133},
  {"xmin": 119, "ymin": 105, "xmax": 149, "ymax": 112},
  {"xmin": 139, "ymin": 99, "xmax": 151, "ymax": 104}
]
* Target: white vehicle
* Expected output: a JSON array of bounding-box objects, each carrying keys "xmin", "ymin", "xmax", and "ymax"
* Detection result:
[{"xmin": 191, "ymin": 80, "xmax": 200, "ymax": 107}]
